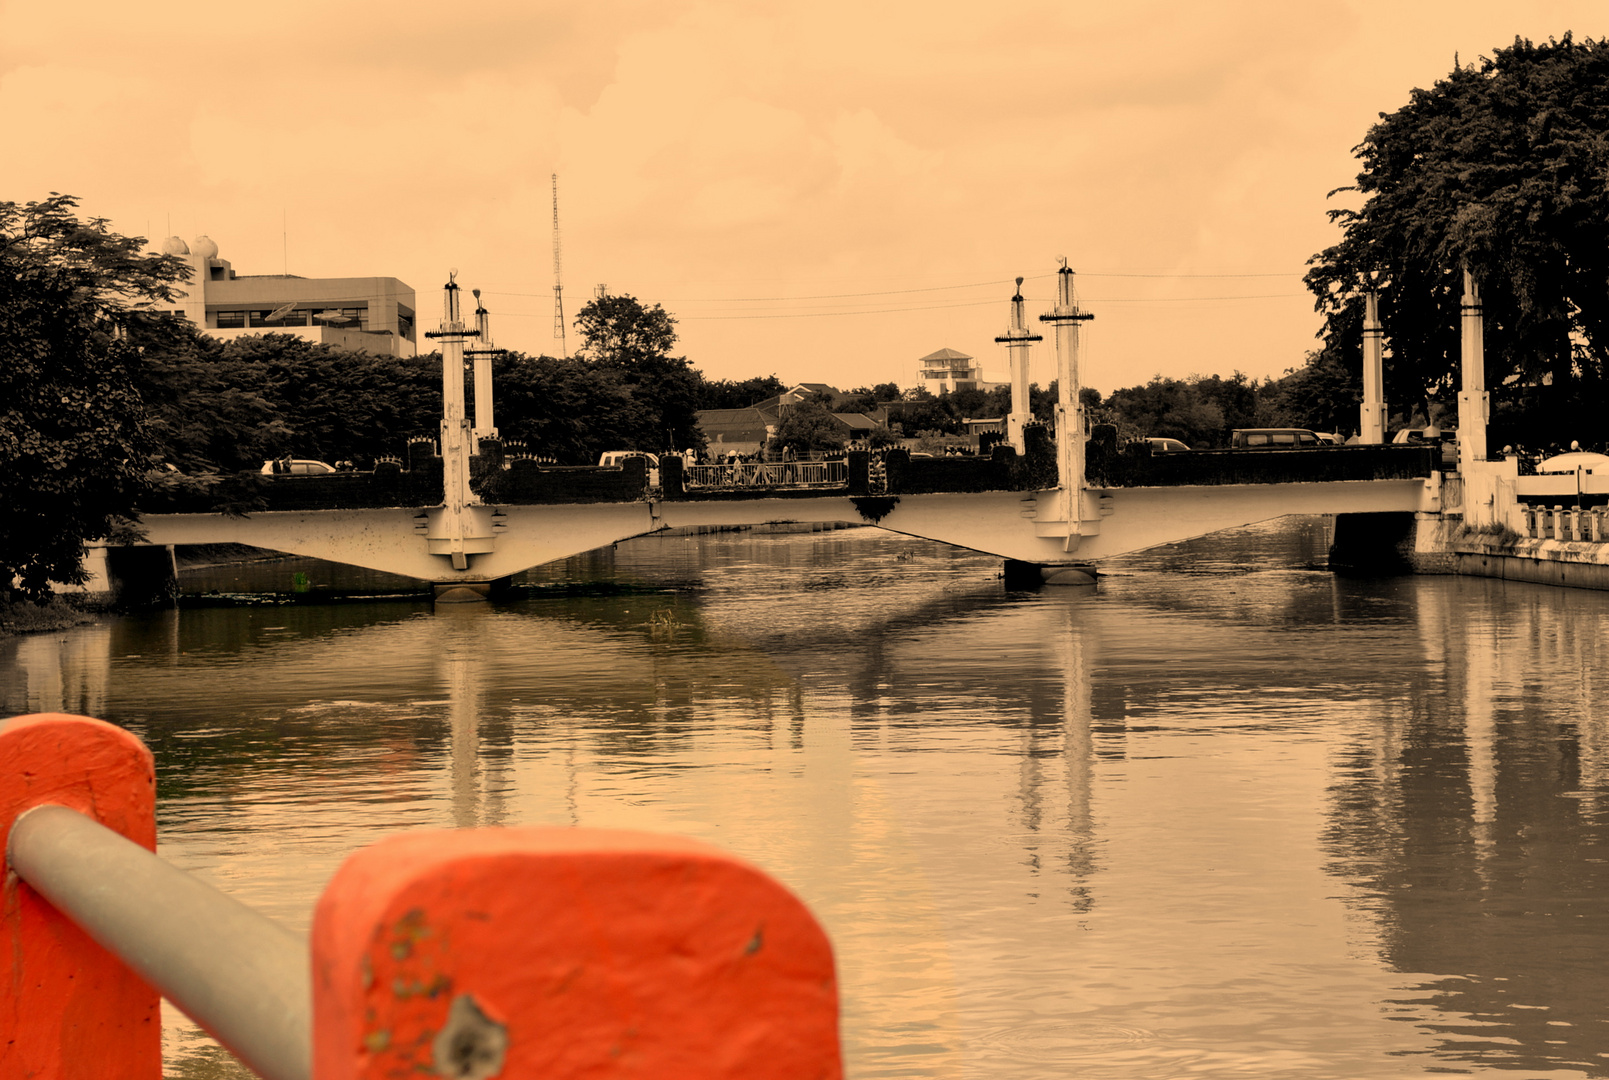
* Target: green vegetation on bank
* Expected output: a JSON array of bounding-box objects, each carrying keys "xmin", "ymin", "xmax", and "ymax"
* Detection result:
[{"xmin": 1306, "ymin": 33, "xmax": 1609, "ymax": 448}]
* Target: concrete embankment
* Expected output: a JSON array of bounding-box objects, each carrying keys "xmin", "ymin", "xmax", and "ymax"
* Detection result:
[{"xmin": 1409, "ymin": 514, "xmax": 1609, "ymax": 591}]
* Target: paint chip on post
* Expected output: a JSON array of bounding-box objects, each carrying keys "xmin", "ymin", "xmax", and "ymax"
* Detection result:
[
  {"xmin": 312, "ymin": 828, "xmax": 843, "ymax": 1080},
  {"xmin": 433, "ymin": 994, "xmax": 509, "ymax": 1079}
]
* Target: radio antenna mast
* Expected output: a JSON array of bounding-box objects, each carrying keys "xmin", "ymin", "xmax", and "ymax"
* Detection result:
[{"xmin": 551, "ymin": 173, "xmax": 567, "ymax": 359}]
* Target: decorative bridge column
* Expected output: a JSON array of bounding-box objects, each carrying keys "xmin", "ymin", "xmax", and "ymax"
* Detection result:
[
  {"xmin": 1039, "ymin": 260, "xmax": 1095, "ymax": 540},
  {"xmin": 995, "ymin": 276, "xmax": 1042, "ymax": 453},
  {"xmin": 423, "ymin": 274, "xmax": 496, "ymax": 575},
  {"xmin": 1360, "ymin": 281, "xmax": 1386, "ymax": 444},
  {"xmin": 1458, "ymin": 264, "xmax": 1489, "ymax": 474},
  {"xmin": 466, "ymin": 288, "xmax": 503, "ymax": 446}
]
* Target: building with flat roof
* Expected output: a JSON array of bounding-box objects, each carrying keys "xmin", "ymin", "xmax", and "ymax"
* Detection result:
[
  {"xmin": 917, "ymin": 347, "xmax": 1004, "ymax": 396},
  {"xmin": 154, "ymin": 235, "xmax": 417, "ymax": 356}
]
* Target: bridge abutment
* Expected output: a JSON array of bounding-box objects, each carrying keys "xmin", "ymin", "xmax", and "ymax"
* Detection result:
[
  {"xmin": 1329, "ymin": 512, "xmax": 1417, "ymax": 575},
  {"xmin": 67, "ymin": 545, "xmax": 179, "ymax": 608}
]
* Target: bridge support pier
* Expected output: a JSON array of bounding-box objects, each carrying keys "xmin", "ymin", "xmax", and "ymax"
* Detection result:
[
  {"xmin": 1003, "ymin": 560, "xmax": 1098, "ymax": 590},
  {"xmin": 432, "ymin": 577, "xmax": 512, "ymax": 605},
  {"xmin": 1329, "ymin": 512, "xmax": 1416, "ymax": 575},
  {"xmin": 74, "ymin": 545, "xmax": 178, "ymax": 608}
]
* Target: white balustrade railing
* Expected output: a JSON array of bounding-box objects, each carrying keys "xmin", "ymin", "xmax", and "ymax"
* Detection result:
[{"xmin": 1518, "ymin": 505, "xmax": 1609, "ymax": 541}]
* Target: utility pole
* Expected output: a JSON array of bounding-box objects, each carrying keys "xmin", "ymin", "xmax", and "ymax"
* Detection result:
[{"xmin": 552, "ymin": 174, "xmax": 567, "ymax": 359}]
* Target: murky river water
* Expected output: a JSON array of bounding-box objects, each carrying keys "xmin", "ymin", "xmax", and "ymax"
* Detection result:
[{"xmin": 6, "ymin": 518, "xmax": 1609, "ymax": 1079}]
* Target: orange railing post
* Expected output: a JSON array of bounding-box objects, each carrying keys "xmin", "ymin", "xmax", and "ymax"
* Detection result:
[
  {"xmin": 1, "ymin": 713, "xmax": 161, "ymax": 1080},
  {"xmin": 312, "ymin": 828, "xmax": 843, "ymax": 1080}
]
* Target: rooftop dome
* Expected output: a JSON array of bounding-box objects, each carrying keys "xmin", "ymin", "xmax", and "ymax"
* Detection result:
[
  {"xmin": 159, "ymin": 235, "xmax": 189, "ymax": 256},
  {"xmin": 191, "ymin": 235, "xmax": 219, "ymax": 260}
]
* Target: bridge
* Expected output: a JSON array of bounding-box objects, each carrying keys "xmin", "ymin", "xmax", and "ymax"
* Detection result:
[{"xmin": 95, "ymin": 266, "xmax": 1453, "ymax": 598}]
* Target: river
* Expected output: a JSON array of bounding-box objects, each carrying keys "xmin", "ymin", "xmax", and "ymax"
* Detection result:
[{"xmin": 5, "ymin": 518, "xmax": 1609, "ymax": 1079}]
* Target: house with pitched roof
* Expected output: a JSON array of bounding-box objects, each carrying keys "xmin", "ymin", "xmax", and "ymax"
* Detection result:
[{"xmin": 695, "ymin": 383, "xmax": 888, "ymax": 455}]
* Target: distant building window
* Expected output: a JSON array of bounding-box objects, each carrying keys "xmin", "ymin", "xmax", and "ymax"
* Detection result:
[
  {"xmin": 253, "ymin": 308, "xmax": 308, "ymax": 327},
  {"xmin": 215, "ymin": 310, "xmax": 246, "ymax": 328},
  {"xmin": 314, "ymin": 306, "xmax": 367, "ymax": 329}
]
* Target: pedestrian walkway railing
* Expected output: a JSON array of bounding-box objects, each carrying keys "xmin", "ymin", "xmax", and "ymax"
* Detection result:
[
  {"xmin": 2, "ymin": 712, "xmax": 843, "ymax": 1080},
  {"xmin": 683, "ymin": 459, "xmax": 848, "ymax": 490}
]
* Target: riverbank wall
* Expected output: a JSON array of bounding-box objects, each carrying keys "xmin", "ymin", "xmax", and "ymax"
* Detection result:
[
  {"xmin": 1331, "ymin": 457, "xmax": 1609, "ymax": 592},
  {"xmin": 1409, "ymin": 512, "xmax": 1609, "ymax": 591}
]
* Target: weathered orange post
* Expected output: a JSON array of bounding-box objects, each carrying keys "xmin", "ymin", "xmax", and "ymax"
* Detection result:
[
  {"xmin": 0, "ymin": 713, "xmax": 161, "ymax": 1080},
  {"xmin": 312, "ymin": 828, "xmax": 843, "ymax": 1080}
]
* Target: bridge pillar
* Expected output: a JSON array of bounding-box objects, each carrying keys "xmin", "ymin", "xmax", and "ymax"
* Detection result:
[
  {"xmin": 1361, "ymin": 286, "xmax": 1386, "ymax": 443},
  {"xmin": 1329, "ymin": 512, "xmax": 1416, "ymax": 575},
  {"xmin": 994, "ymin": 277, "xmax": 1042, "ymax": 453},
  {"xmin": 425, "ymin": 275, "xmax": 496, "ymax": 572},
  {"xmin": 1039, "ymin": 260, "xmax": 1095, "ymax": 536},
  {"xmin": 105, "ymin": 545, "xmax": 178, "ymax": 608},
  {"xmin": 467, "ymin": 289, "xmax": 502, "ymax": 446},
  {"xmin": 1003, "ymin": 559, "xmax": 1098, "ymax": 589},
  {"xmin": 1458, "ymin": 265, "xmax": 1489, "ymax": 472}
]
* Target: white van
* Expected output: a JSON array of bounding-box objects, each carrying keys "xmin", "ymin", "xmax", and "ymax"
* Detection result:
[{"xmin": 597, "ymin": 451, "xmax": 660, "ymax": 485}]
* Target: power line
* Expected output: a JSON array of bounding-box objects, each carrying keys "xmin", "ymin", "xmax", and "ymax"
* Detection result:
[
  {"xmin": 487, "ymin": 291, "xmax": 1303, "ymax": 321},
  {"xmin": 480, "ymin": 268, "xmax": 1301, "ymax": 306}
]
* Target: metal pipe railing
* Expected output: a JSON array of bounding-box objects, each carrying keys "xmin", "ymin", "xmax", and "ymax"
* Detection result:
[
  {"xmin": 684, "ymin": 459, "xmax": 848, "ymax": 489},
  {"xmin": 4, "ymin": 711, "xmax": 843, "ymax": 1080},
  {"xmin": 8, "ymin": 804, "xmax": 311, "ymax": 1080}
]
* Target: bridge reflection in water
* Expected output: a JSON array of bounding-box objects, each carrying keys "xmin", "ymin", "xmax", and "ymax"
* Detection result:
[{"xmin": 6, "ymin": 521, "xmax": 1609, "ymax": 1078}]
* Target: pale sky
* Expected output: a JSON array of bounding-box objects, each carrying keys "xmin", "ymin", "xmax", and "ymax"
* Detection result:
[{"xmin": 3, "ymin": 1, "xmax": 1602, "ymax": 395}]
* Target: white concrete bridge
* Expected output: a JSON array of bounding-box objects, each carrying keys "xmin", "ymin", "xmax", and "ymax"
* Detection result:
[{"xmin": 94, "ymin": 264, "xmax": 1468, "ymax": 598}]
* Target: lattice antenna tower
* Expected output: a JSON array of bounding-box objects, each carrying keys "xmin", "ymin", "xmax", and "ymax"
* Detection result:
[{"xmin": 551, "ymin": 173, "xmax": 567, "ymax": 359}]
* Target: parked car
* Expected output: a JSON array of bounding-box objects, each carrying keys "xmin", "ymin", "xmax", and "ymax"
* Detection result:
[
  {"xmin": 1231, "ymin": 428, "xmax": 1322, "ymax": 448},
  {"xmin": 260, "ymin": 459, "xmax": 336, "ymax": 475},
  {"xmin": 1145, "ymin": 437, "xmax": 1190, "ymax": 452},
  {"xmin": 597, "ymin": 451, "xmax": 660, "ymax": 485}
]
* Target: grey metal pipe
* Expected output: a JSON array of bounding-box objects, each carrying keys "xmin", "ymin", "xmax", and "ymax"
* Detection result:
[{"xmin": 8, "ymin": 805, "xmax": 311, "ymax": 1080}]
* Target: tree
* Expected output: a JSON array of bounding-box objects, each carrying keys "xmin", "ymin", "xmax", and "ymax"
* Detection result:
[
  {"xmin": 1306, "ymin": 35, "xmax": 1609, "ymax": 443},
  {"xmin": 1259, "ymin": 348, "xmax": 1362, "ymax": 435},
  {"xmin": 695, "ymin": 375, "xmax": 785, "ymax": 410},
  {"xmin": 494, "ymin": 351, "xmax": 649, "ymax": 464},
  {"xmin": 0, "ymin": 195, "xmax": 187, "ymax": 602},
  {"xmin": 576, "ymin": 293, "xmax": 678, "ymax": 364},
  {"xmin": 771, "ymin": 399, "xmax": 847, "ymax": 455},
  {"xmin": 575, "ymin": 293, "xmax": 703, "ymax": 452}
]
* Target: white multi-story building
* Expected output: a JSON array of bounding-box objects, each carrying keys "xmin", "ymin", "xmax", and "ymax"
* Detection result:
[
  {"xmin": 154, "ymin": 235, "xmax": 417, "ymax": 356},
  {"xmin": 916, "ymin": 347, "xmax": 1004, "ymax": 396}
]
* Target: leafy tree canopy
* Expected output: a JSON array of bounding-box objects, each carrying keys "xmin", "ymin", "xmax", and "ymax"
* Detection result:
[
  {"xmin": 576, "ymin": 293, "xmax": 679, "ymax": 367},
  {"xmin": 1306, "ymin": 34, "xmax": 1609, "ymax": 435},
  {"xmin": 0, "ymin": 195, "xmax": 188, "ymax": 602},
  {"xmin": 574, "ymin": 293, "xmax": 703, "ymax": 452},
  {"xmin": 695, "ymin": 374, "xmax": 786, "ymax": 410},
  {"xmin": 771, "ymin": 399, "xmax": 847, "ymax": 455}
]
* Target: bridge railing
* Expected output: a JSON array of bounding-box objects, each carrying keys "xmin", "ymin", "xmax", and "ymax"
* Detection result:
[
  {"xmin": 2, "ymin": 712, "xmax": 843, "ymax": 1080},
  {"xmin": 683, "ymin": 459, "xmax": 848, "ymax": 490},
  {"xmin": 1089, "ymin": 443, "xmax": 1441, "ymax": 488}
]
